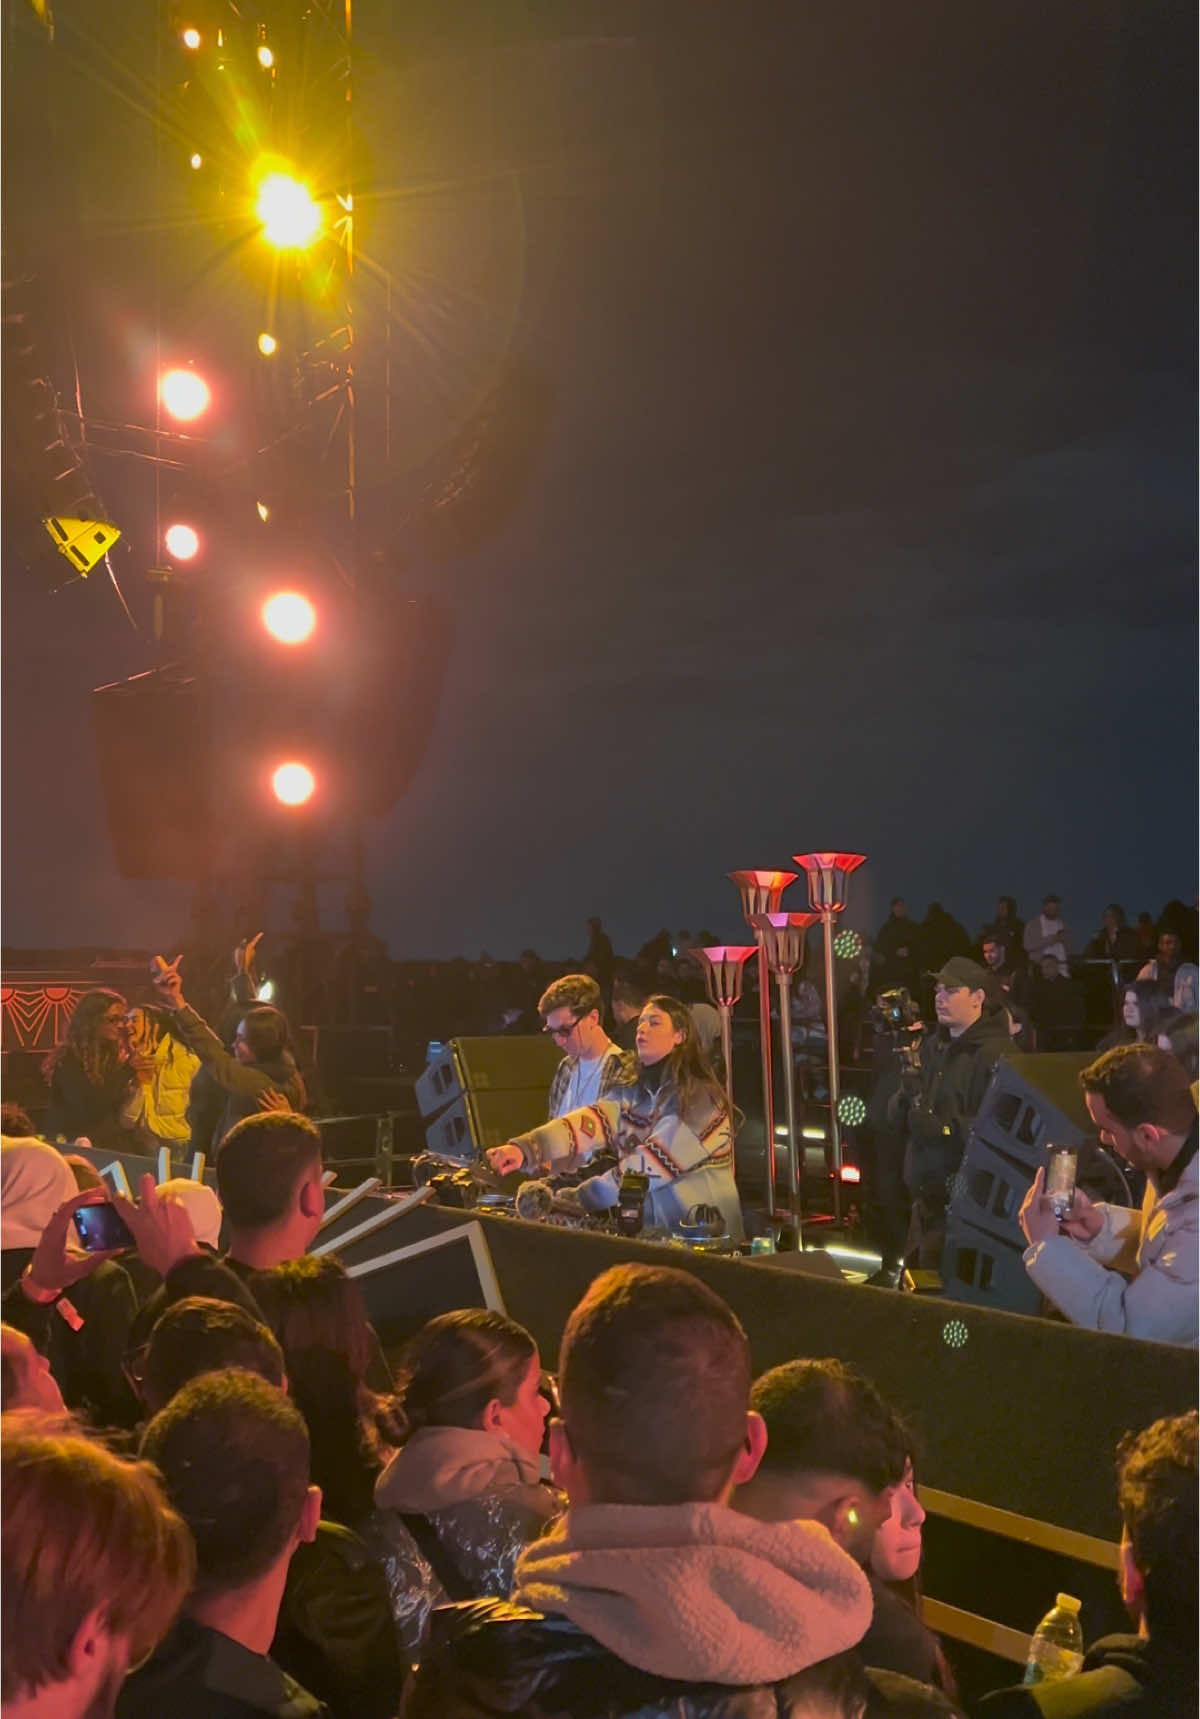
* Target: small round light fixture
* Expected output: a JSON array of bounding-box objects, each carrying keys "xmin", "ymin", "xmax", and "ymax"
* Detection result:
[
  {"xmin": 257, "ymin": 43, "xmax": 275, "ymax": 68},
  {"xmin": 261, "ymin": 591, "xmax": 316, "ymax": 645},
  {"xmin": 272, "ymin": 762, "xmax": 315, "ymax": 806},
  {"xmin": 181, "ymin": 26, "xmax": 201, "ymax": 49},
  {"xmin": 189, "ymin": 152, "xmax": 203, "ymax": 171},
  {"xmin": 164, "ymin": 523, "xmax": 200, "ymax": 561},
  {"xmin": 257, "ymin": 332, "xmax": 278, "ymax": 356},
  {"xmin": 837, "ymin": 1093, "xmax": 867, "ymax": 1129},
  {"xmin": 159, "ymin": 367, "xmax": 210, "ymax": 421}
]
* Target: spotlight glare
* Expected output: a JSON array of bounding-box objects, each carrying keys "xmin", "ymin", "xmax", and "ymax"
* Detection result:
[
  {"xmin": 164, "ymin": 523, "xmax": 200, "ymax": 561},
  {"xmin": 255, "ymin": 500, "xmax": 270, "ymax": 522},
  {"xmin": 255, "ymin": 171, "xmax": 321, "ymax": 249},
  {"xmin": 181, "ymin": 26, "xmax": 201, "ymax": 49},
  {"xmin": 262, "ymin": 591, "xmax": 316, "ymax": 644},
  {"xmin": 189, "ymin": 152, "xmax": 203, "ymax": 171},
  {"xmin": 272, "ymin": 762, "xmax": 315, "ymax": 807},
  {"xmin": 256, "ymin": 43, "xmax": 275, "ymax": 68},
  {"xmin": 257, "ymin": 332, "xmax": 278, "ymax": 356},
  {"xmin": 159, "ymin": 367, "xmax": 210, "ymax": 421}
]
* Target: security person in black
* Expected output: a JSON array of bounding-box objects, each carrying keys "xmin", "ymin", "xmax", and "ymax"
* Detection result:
[{"xmin": 891, "ymin": 957, "xmax": 1014, "ymax": 1273}]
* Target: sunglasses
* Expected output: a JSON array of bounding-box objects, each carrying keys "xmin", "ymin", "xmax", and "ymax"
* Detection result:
[{"xmin": 542, "ymin": 1017, "xmax": 580, "ymax": 1041}]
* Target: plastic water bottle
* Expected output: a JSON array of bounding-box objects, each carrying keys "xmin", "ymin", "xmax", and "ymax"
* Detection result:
[{"xmin": 1022, "ymin": 1593, "xmax": 1084, "ymax": 1685}]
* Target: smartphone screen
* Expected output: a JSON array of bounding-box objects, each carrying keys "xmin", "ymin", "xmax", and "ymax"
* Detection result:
[
  {"xmin": 1046, "ymin": 1146, "xmax": 1078, "ymax": 1219},
  {"xmin": 72, "ymin": 1202, "xmax": 135, "ymax": 1254}
]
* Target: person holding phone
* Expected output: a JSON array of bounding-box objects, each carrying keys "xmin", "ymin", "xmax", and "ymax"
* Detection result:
[
  {"xmin": 1, "ymin": 1152, "xmax": 142, "ymax": 1428},
  {"xmin": 1019, "ymin": 1044, "xmax": 1198, "ymax": 1344}
]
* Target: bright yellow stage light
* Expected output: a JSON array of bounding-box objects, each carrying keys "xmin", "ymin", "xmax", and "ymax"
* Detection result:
[
  {"xmin": 159, "ymin": 368, "xmax": 210, "ymax": 421},
  {"xmin": 257, "ymin": 332, "xmax": 278, "ymax": 356},
  {"xmin": 255, "ymin": 172, "xmax": 321, "ymax": 249},
  {"xmin": 164, "ymin": 523, "xmax": 200, "ymax": 561},
  {"xmin": 255, "ymin": 501, "xmax": 270, "ymax": 522},
  {"xmin": 262, "ymin": 591, "xmax": 316, "ymax": 644},
  {"xmin": 272, "ymin": 762, "xmax": 316, "ymax": 806},
  {"xmin": 189, "ymin": 152, "xmax": 203, "ymax": 170},
  {"xmin": 257, "ymin": 44, "xmax": 275, "ymax": 68},
  {"xmin": 181, "ymin": 26, "xmax": 201, "ymax": 49}
]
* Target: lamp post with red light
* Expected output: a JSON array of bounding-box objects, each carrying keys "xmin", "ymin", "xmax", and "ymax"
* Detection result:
[
  {"xmin": 695, "ymin": 946, "xmax": 758, "ymax": 1168},
  {"xmin": 793, "ymin": 852, "xmax": 866, "ymax": 1220},
  {"xmin": 728, "ymin": 870, "xmax": 798, "ymax": 1221},
  {"xmin": 751, "ymin": 911, "xmax": 819, "ymax": 1230}
]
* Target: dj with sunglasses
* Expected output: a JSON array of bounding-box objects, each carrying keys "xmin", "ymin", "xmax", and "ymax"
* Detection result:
[{"xmin": 537, "ymin": 975, "xmax": 625, "ymax": 1120}]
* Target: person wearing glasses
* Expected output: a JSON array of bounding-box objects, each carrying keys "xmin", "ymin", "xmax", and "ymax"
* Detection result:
[
  {"xmin": 538, "ymin": 974, "xmax": 624, "ymax": 1119},
  {"xmin": 490, "ymin": 994, "xmax": 745, "ymax": 1242},
  {"xmin": 43, "ymin": 988, "xmax": 134, "ymax": 1151}
]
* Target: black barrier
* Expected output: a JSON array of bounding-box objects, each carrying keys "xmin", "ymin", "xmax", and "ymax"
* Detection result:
[
  {"xmin": 74, "ymin": 1146, "xmax": 1197, "ymax": 1542},
  {"xmin": 347, "ymin": 1202, "xmax": 1196, "ymax": 1543}
]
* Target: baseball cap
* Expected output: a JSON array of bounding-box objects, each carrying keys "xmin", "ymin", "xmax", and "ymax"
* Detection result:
[{"xmin": 930, "ymin": 956, "xmax": 994, "ymax": 994}]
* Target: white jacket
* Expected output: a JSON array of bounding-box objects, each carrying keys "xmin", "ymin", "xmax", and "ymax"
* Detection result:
[{"xmin": 1024, "ymin": 1136, "xmax": 1198, "ymax": 1346}]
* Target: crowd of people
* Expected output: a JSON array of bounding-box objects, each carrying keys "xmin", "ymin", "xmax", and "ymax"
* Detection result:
[{"xmin": 0, "ymin": 1097, "xmax": 1195, "ymax": 1718}]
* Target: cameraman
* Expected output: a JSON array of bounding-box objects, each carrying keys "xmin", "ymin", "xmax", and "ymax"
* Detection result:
[{"xmin": 890, "ymin": 957, "xmax": 1014, "ymax": 1274}]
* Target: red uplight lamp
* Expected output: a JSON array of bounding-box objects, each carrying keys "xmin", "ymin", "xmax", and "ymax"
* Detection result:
[{"xmin": 793, "ymin": 852, "xmax": 867, "ymax": 1218}]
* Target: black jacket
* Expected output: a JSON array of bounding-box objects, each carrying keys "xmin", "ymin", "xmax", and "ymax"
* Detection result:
[
  {"xmin": 117, "ymin": 1617, "xmax": 328, "ymax": 1719},
  {"xmin": 43, "ymin": 1051, "xmax": 133, "ymax": 1150},
  {"xmin": 406, "ymin": 1600, "xmax": 958, "ymax": 1719},
  {"xmin": 900, "ymin": 1007, "xmax": 1012, "ymax": 1205},
  {"xmin": 975, "ymin": 1632, "xmax": 1196, "ymax": 1719}
]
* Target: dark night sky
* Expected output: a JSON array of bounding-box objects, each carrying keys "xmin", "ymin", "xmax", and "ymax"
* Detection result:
[{"xmin": 3, "ymin": 0, "xmax": 1196, "ymax": 959}]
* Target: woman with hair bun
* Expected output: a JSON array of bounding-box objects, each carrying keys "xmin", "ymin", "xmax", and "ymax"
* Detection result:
[
  {"xmin": 373, "ymin": 1307, "xmax": 559, "ymax": 1638},
  {"xmin": 489, "ymin": 993, "xmax": 744, "ymax": 1241}
]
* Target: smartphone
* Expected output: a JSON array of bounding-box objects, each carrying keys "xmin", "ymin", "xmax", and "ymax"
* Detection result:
[
  {"xmin": 1045, "ymin": 1145, "xmax": 1078, "ymax": 1221},
  {"xmin": 72, "ymin": 1202, "xmax": 136, "ymax": 1254}
]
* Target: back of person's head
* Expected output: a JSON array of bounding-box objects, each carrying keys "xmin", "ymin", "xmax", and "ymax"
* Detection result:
[
  {"xmin": 558, "ymin": 1263, "xmax": 751, "ymax": 1505},
  {"xmin": 0, "ymin": 1102, "xmax": 36, "ymax": 1137},
  {"xmin": 750, "ymin": 1359, "xmax": 909, "ymax": 1494},
  {"xmin": 251, "ymin": 1256, "xmax": 378, "ymax": 1523},
  {"xmin": 157, "ymin": 1178, "xmax": 223, "ymax": 1249},
  {"xmin": 1116, "ymin": 1409, "xmax": 1197, "ymax": 1646},
  {"xmin": 216, "ymin": 1111, "xmax": 322, "ymax": 1232},
  {"xmin": 237, "ymin": 1004, "xmax": 292, "ymax": 1064},
  {"xmin": 141, "ymin": 1297, "xmax": 285, "ymax": 1414},
  {"xmin": 1, "ymin": 1138, "xmax": 78, "ymax": 1250},
  {"xmin": 537, "ymin": 972, "xmax": 602, "ymax": 1022},
  {"xmin": 612, "ymin": 973, "xmax": 650, "ymax": 1012},
  {"xmin": 140, "ymin": 1369, "xmax": 311, "ymax": 1595},
  {"xmin": 253, "ymin": 1254, "xmax": 372, "ymax": 1384},
  {"xmin": 2, "ymin": 1411, "xmax": 194, "ymax": 1706},
  {"xmin": 1080, "ymin": 1044, "xmax": 1196, "ymax": 1133},
  {"xmin": 397, "ymin": 1308, "xmax": 535, "ymax": 1434},
  {"xmin": 2, "ymin": 1324, "xmax": 66, "ymax": 1413}
]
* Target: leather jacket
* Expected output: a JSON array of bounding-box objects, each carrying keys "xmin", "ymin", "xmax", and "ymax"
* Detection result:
[{"xmin": 404, "ymin": 1602, "xmax": 955, "ymax": 1719}]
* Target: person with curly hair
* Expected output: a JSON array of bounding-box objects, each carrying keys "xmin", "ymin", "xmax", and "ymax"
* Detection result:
[{"xmin": 43, "ymin": 989, "xmax": 133, "ymax": 1150}]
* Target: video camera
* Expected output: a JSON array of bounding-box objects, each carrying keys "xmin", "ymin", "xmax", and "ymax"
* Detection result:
[{"xmin": 870, "ymin": 986, "xmax": 924, "ymax": 1078}]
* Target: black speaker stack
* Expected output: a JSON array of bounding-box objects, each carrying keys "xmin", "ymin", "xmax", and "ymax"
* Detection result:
[
  {"xmin": 942, "ymin": 1053, "xmax": 1094, "ymax": 1315},
  {"xmin": 414, "ymin": 1035, "xmax": 562, "ymax": 1163}
]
